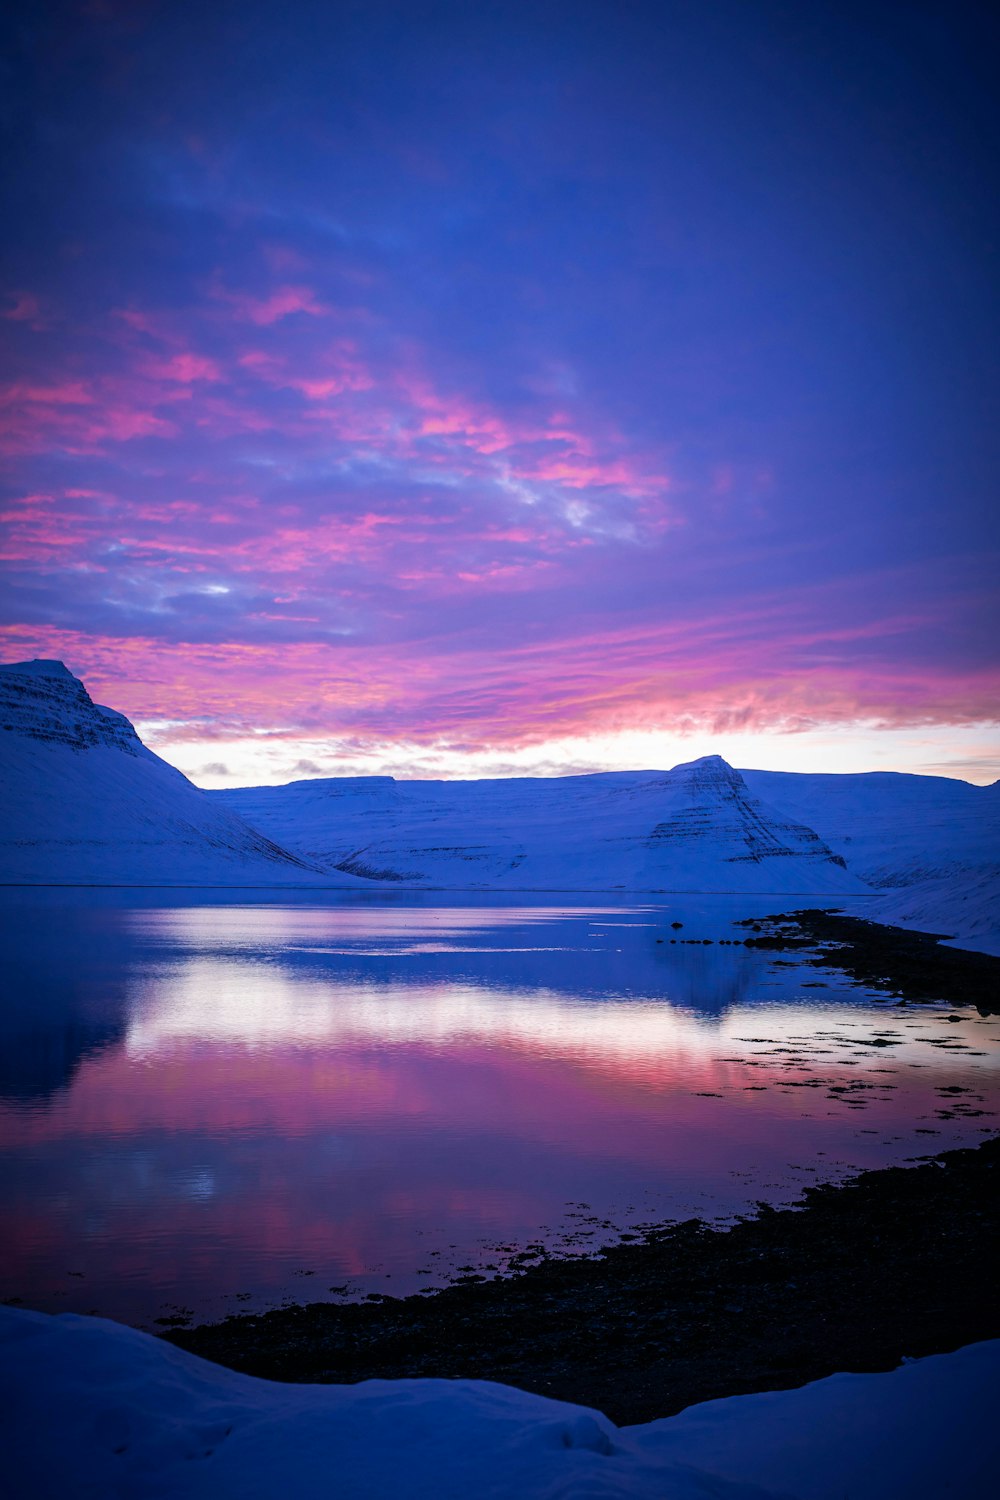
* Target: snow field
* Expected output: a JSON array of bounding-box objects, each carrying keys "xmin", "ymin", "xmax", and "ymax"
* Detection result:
[{"xmin": 1, "ymin": 1306, "xmax": 994, "ymax": 1500}]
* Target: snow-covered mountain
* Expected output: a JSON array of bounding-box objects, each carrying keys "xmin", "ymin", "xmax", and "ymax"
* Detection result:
[
  {"xmin": 0, "ymin": 661, "xmax": 346, "ymax": 887},
  {"xmin": 3, "ymin": 658, "xmax": 993, "ymax": 945},
  {"xmin": 216, "ymin": 757, "xmax": 864, "ymax": 894},
  {"xmin": 741, "ymin": 769, "xmax": 1000, "ymax": 951}
]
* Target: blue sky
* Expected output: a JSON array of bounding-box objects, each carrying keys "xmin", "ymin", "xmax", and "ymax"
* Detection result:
[{"xmin": 1, "ymin": 0, "xmax": 997, "ymax": 783}]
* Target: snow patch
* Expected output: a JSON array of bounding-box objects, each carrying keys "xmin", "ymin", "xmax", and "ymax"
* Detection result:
[{"xmin": 1, "ymin": 1306, "xmax": 995, "ymax": 1499}]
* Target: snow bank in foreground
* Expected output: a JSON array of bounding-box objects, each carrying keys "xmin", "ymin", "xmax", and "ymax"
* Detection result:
[
  {"xmin": 631, "ymin": 1341, "xmax": 996, "ymax": 1500},
  {"xmin": 0, "ymin": 1307, "xmax": 767, "ymax": 1500},
  {"xmin": 1, "ymin": 1307, "xmax": 995, "ymax": 1500}
]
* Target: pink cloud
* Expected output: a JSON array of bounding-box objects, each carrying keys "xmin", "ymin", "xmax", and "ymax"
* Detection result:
[
  {"xmin": 237, "ymin": 349, "xmax": 283, "ymax": 377},
  {"xmin": 0, "ymin": 380, "xmax": 92, "ymax": 407},
  {"xmin": 0, "ymin": 394, "xmax": 176, "ymax": 455},
  {"xmin": 0, "ymin": 493, "xmax": 100, "ymax": 561},
  {"xmin": 140, "ymin": 352, "xmax": 222, "ymax": 383},
  {"xmin": 86, "ymin": 406, "xmax": 177, "ymax": 443},
  {"xmin": 240, "ymin": 341, "xmax": 373, "ymax": 400},
  {"xmin": 520, "ymin": 454, "xmax": 661, "ymax": 492},
  {"xmin": 216, "ymin": 282, "xmax": 332, "ymax": 325},
  {"xmin": 111, "ymin": 306, "xmax": 189, "ymax": 347},
  {"xmin": 190, "ymin": 394, "xmax": 276, "ymax": 435},
  {"xmin": 1, "ymin": 292, "xmax": 675, "ymax": 550},
  {"xmin": 262, "ymin": 243, "xmax": 311, "ymax": 274},
  {"xmin": 3, "ymin": 589, "xmax": 998, "ymax": 760},
  {"xmin": 2, "ymin": 291, "xmax": 48, "ymax": 329},
  {"xmin": 292, "ymin": 372, "xmax": 372, "ymax": 399},
  {"xmin": 393, "ymin": 371, "xmax": 673, "ymax": 501}
]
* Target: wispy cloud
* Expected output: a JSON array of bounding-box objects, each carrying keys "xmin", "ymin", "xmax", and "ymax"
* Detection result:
[
  {"xmin": 212, "ymin": 282, "xmax": 333, "ymax": 325},
  {"xmin": 1, "ymin": 0, "xmax": 995, "ymax": 779}
]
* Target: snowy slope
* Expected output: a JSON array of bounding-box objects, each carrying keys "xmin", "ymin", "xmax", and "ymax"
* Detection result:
[
  {"xmin": 216, "ymin": 757, "xmax": 864, "ymax": 894},
  {"xmin": 2, "ymin": 1306, "xmax": 995, "ymax": 1500},
  {"xmin": 741, "ymin": 768, "xmax": 1000, "ymax": 952},
  {"xmin": 874, "ymin": 875, "xmax": 1000, "ymax": 956},
  {"xmin": 0, "ymin": 661, "xmax": 351, "ymax": 887},
  {"xmin": 4, "ymin": 657, "xmax": 991, "ymax": 929}
]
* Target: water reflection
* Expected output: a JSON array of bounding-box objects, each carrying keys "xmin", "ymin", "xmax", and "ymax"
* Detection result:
[
  {"xmin": 0, "ymin": 893, "xmax": 997, "ymax": 1327},
  {"xmin": 128, "ymin": 900, "xmax": 778, "ymax": 1018},
  {"xmin": 0, "ymin": 901, "xmax": 140, "ymax": 1102}
]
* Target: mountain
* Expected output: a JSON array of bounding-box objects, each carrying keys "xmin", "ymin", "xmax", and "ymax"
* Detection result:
[
  {"xmin": 4, "ymin": 658, "xmax": 991, "ymax": 945},
  {"xmin": 0, "ymin": 661, "xmax": 348, "ymax": 886},
  {"xmin": 215, "ymin": 756, "xmax": 865, "ymax": 894},
  {"xmin": 740, "ymin": 768, "xmax": 1000, "ymax": 951}
]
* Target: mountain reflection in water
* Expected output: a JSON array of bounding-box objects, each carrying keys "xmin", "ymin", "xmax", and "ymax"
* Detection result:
[{"xmin": 1, "ymin": 892, "xmax": 997, "ymax": 1327}]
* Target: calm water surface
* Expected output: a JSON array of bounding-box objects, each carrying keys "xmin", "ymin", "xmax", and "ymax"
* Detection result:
[{"xmin": 1, "ymin": 891, "xmax": 997, "ymax": 1327}]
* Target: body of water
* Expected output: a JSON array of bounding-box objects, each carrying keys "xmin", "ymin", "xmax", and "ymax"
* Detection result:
[{"xmin": 1, "ymin": 891, "xmax": 996, "ymax": 1327}]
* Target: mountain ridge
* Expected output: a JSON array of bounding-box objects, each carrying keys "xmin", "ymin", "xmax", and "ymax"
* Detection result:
[
  {"xmin": 1, "ymin": 660, "xmax": 995, "ymax": 952},
  {"xmin": 0, "ymin": 660, "xmax": 349, "ymax": 887},
  {"xmin": 215, "ymin": 755, "xmax": 862, "ymax": 895}
]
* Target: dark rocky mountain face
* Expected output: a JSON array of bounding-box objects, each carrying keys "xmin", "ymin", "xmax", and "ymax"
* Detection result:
[{"xmin": 0, "ymin": 660, "xmax": 145, "ymax": 756}]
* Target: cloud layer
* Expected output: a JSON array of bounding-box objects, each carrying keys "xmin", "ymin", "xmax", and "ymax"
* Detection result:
[{"xmin": 1, "ymin": 2, "xmax": 997, "ymax": 780}]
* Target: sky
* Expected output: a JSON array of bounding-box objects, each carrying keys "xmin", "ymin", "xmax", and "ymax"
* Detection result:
[{"xmin": 1, "ymin": 0, "xmax": 998, "ymax": 786}]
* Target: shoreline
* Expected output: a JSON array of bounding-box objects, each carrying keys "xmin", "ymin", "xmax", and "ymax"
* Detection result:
[
  {"xmin": 740, "ymin": 908, "xmax": 1000, "ymax": 1014},
  {"xmin": 167, "ymin": 912, "xmax": 1000, "ymax": 1422},
  {"xmin": 169, "ymin": 1134, "xmax": 1000, "ymax": 1425}
]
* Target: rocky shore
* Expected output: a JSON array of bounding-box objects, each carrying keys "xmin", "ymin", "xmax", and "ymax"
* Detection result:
[
  {"xmin": 739, "ymin": 908, "xmax": 1000, "ymax": 1014},
  {"xmin": 168, "ymin": 1132, "xmax": 999, "ymax": 1425},
  {"xmin": 167, "ymin": 911, "xmax": 1000, "ymax": 1423}
]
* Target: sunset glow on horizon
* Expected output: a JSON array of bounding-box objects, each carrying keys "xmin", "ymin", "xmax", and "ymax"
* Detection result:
[{"xmin": 2, "ymin": 2, "xmax": 997, "ymax": 786}]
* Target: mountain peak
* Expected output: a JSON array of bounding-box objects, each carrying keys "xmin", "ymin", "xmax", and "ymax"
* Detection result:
[
  {"xmin": 670, "ymin": 754, "xmax": 744, "ymax": 789},
  {"xmin": 0, "ymin": 659, "xmax": 78, "ymax": 681},
  {"xmin": 0, "ymin": 660, "xmax": 344, "ymax": 885},
  {"xmin": 671, "ymin": 753, "xmax": 734, "ymax": 773},
  {"xmin": 0, "ymin": 658, "xmax": 143, "ymax": 755}
]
